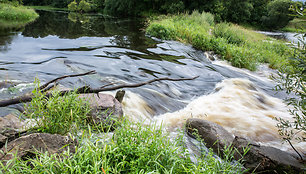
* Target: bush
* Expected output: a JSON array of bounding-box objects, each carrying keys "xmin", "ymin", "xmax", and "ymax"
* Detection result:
[
  {"xmin": 262, "ymin": 0, "xmax": 294, "ymax": 29},
  {"xmin": 68, "ymin": 0, "xmax": 77, "ymax": 12},
  {"xmin": 78, "ymin": 0, "xmax": 91, "ymax": 13}
]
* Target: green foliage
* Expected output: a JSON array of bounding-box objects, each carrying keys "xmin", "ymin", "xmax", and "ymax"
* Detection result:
[
  {"xmin": 68, "ymin": 0, "xmax": 77, "ymax": 12},
  {"xmin": 0, "ymin": 2, "xmax": 38, "ymax": 29},
  {"xmin": 24, "ymin": 79, "xmax": 91, "ymax": 135},
  {"xmin": 161, "ymin": 0, "xmax": 185, "ymax": 14},
  {"xmin": 68, "ymin": 0, "xmax": 91, "ymax": 13},
  {"xmin": 225, "ymin": 0, "xmax": 253, "ymax": 24},
  {"xmin": 78, "ymin": 0, "xmax": 91, "ymax": 13},
  {"xmin": 88, "ymin": 0, "xmax": 104, "ymax": 12},
  {"xmin": 23, "ymin": 0, "xmax": 73, "ymax": 8},
  {"xmin": 262, "ymin": 0, "xmax": 294, "ymax": 29},
  {"xmin": 274, "ymin": 34, "xmax": 306, "ymax": 143},
  {"xmin": 1, "ymin": 120, "xmax": 247, "ymax": 173},
  {"xmin": 213, "ymin": 23, "xmax": 246, "ymax": 45},
  {"xmin": 146, "ymin": 12, "xmax": 295, "ymax": 71}
]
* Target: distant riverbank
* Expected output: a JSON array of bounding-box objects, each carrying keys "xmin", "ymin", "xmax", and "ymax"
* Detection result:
[
  {"xmin": 0, "ymin": 3, "xmax": 38, "ymax": 29},
  {"xmin": 146, "ymin": 12, "xmax": 296, "ymax": 72}
]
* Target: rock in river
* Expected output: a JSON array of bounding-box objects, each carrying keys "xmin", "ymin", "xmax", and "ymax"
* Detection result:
[
  {"xmin": 79, "ymin": 93, "xmax": 123, "ymax": 130},
  {"xmin": 186, "ymin": 118, "xmax": 305, "ymax": 173}
]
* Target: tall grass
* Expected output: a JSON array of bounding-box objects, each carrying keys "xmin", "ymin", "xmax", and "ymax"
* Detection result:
[
  {"xmin": 24, "ymin": 79, "xmax": 91, "ymax": 135},
  {"xmin": 1, "ymin": 120, "xmax": 247, "ymax": 174},
  {"xmin": 146, "ymin": 12, "xmax": 295, "ymax": 71},
  {"xmin": 0, "ymin": 3, "xmax": 38, "ymax": 29}
]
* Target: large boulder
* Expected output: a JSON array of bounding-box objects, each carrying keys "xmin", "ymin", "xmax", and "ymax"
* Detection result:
[
  {"xmin": 0, "ymin": 133, "xmax": 77, "ymax": 164},
  {"xmin": 232, "ymin": 137, "xmax": 305, "ymax": 173},
  {"xmin": 79, "ymin": 93, "xmax": 123, "ymax": 130},
  {"xmin": 186, "ymin": 118, "xmax": 235, "ymax": 156},
  {"xmin": 186, "ymin": 118, "xmax": 305, "ymax": 173}
]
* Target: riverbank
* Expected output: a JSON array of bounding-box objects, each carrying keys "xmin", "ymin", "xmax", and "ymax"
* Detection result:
[
  {"xmin": 0, "ymin": 86, "xmax": 247, "ymax": 173},
  {"xmin": 0, "ymin": 3, "xmax": 38, "ymax": 29},
  {"xmin": 146, "ymin": 12, "xmax": 296, "ymax": 72},
  {"xmin": 281, "ymin": 18, "xmax": 306, "ymax": 33}
]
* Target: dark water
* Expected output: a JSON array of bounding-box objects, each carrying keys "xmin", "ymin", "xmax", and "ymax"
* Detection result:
[{"xmin": 0, "ymin": 11, "xmax": 286, "ymax": 116}]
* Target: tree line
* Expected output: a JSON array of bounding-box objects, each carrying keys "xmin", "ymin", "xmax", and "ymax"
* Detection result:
[{"xmin": 18, "ymin": 0, "xmax": 305, "ymax": 29}]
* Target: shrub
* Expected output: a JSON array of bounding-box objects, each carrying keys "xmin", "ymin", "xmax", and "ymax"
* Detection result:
[
  {"xmin": 68, "ymin": 0, "xmax": 77, "ymax": 12},
  {"xmin": 78, "ymin": 0, "xmax": 91, "ymax": 13}
]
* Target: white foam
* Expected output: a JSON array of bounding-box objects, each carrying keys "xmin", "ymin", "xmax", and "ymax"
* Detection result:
[{"xmin": 152, "ymin": 78, "xmax": 304, "ymax": 152}]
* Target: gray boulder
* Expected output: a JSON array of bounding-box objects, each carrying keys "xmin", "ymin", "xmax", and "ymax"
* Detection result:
[
  {"xmin": 0, "ymin": 133, "xmax": 77, "ymax": 165},
  {"xmin": 232, "ymin": 137, "xmax": 305, "ymax": 173},
  {"xmin": 79, "ymin": 93, "xmax": 123, "ymax": 130},
  {"xmin": 186, "ymin": 118, "xmax": 305, "ymax": 173}
]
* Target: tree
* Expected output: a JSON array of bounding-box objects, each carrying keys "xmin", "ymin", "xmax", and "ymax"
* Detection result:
[{"xmin": 262, "ymin": 0, "xmax": 294, "ymax": 29}]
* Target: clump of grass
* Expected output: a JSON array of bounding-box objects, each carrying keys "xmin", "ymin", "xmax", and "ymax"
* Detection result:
[
  {"xmin": 24, "ymin": 79, "xmax": 91, "ymax": 135},
  {"xmin": 0, "ymin": 3, "xmax": 38, "ymax": 29},
  {"xmin": 146, "ymin": 11, "xmax": 295, "ymax": 72},
  {"xmin": 1, "ymin": 119, "xmax": 247, "ymax": 173}
]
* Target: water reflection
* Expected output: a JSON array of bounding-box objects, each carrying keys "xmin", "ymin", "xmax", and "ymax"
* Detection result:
[{"xmin": 0, "ymin": 31, "xmax": 18, "ymax": 52}]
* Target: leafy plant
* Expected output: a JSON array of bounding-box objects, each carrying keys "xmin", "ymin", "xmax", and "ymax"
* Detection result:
[
  {"xmin": 24, "ymin": 79, "xmax": 91, "ymax": 135},
  {"xmin": 274, "ymin": 34, "xmax": 305, "ymax": 156}
]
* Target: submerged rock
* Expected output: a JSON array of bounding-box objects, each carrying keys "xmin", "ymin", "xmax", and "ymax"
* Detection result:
[
  {"xmin": 0, "ymin": 133, "xmax": 77, "ymax": 164},
  {"xmin": 0, "ymin": 81, "xmax": 18, "ymax": 89},
  {"xmin": 79, "ymin": 93, "xmax": 123, "ymax": 130},
  {"xmin": 186, "ymin": 118, "xmax": 305, "ymax": 173}
]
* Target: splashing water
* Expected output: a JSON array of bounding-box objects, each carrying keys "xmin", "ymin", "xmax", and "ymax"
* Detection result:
[{"xmin": 122, "ymin": 78, "xmax": 305, "ymax": 153}]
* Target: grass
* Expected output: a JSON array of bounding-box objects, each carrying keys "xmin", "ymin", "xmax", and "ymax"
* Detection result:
[
  {"xmin": 281, "ymin": 18, "xmax": 306, "ymax": 33},
  {"xmin": 0, "ymin": 120, "xmax": 247, "ymax": 174},
  {"xmin": 0, "ymin": 3, "xmax": 38, "ymax": 29},
  {"xmin": 146, "ymin": 11, "xmax": 296, "ymax": 72},
  {"xmin": 24, "ymin": 79, "xmax": 92, "ymax": 135},
  {"xmin": 0, "ymin": 78, "xmax": 248, "ymax": 173}
]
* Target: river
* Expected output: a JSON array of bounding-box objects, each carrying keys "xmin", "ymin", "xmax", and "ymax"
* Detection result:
[{"xmin": 0, "ymin": 11, "xmax": 304, "ymax": 153}]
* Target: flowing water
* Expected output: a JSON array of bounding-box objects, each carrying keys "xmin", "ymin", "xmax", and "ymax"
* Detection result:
[{"xmin": 0, "ymin": 11, "xmax": 304, "ymax": 154}]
